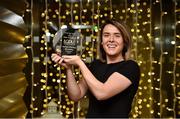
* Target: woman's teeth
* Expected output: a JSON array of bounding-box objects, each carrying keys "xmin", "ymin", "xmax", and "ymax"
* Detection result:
[{"xmin": 107, "ymin": 44, "xmax": 116, "ymax": 48}]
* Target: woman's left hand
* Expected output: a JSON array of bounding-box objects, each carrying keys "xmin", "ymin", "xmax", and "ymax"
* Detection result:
[{"xmin": 62, "ymin": 55, "xmax": 82, "ymax": 66}]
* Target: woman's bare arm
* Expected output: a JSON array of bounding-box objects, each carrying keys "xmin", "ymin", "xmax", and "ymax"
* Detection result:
[
  {"xmin": 66, "ymin": 68, "xmax": 88, "ymax": 102},
  {"xmin": 63, "ymin": 55, "xmax": 132, "ymax": 100}
]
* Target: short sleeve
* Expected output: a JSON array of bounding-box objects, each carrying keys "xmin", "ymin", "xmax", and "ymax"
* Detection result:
[
  {"xmin": 86, "ymin": 59, "xmax": 99, "ymax": 72},
  {"xmin": 117, "ymin": 60, "xmax": 140, "ymax": 86}
]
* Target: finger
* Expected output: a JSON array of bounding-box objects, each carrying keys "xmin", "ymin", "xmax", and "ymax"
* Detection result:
[
  {"xmin": 51, "ymin": 56, "xmax": 57, "ymax": 61},
  {"xmin": 55, "ymin": 57, "xmax": 62, "ymax": 63},
  {"xmin": 51, "ymin": 53, "xmax": 61, "ymax": 60},
  {"xmin": 62, "ymin": 55, "xmax": 73, "ymax": 59},
  {"xmin": 52, "ymin": 56, "xmax": 61, "ymax": 63},
  {"xmin": 63, "ymin": 58, "xmax": 71, "ymax": 63},
  {"xmin": 53, "ymin": 58, "xmax": 63, "ymax": 67},
  {"xmin": 51, "ymin": 53, "xmax": 57, "ymax": 59},
  {"xmin": 51, "ymin": 55, "xmax": 58, "ymax": 61},
  {"xmin": 58, "ymin": 58, "xmax": 64, "ymax": 64}
]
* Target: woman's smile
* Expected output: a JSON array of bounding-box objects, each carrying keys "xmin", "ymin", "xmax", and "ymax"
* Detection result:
[{"xmin": 107, "ymin": 43, "xmax": 117, "ymax": 48}]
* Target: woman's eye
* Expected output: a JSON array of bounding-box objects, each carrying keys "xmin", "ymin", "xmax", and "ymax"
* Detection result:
[
  {"xmin": 116, "ymin": 35, "xmax": 121, "ymax": 37},
  {"xmin": 103, "ymin": 34, "xmax": 109, "ymax": 37}
]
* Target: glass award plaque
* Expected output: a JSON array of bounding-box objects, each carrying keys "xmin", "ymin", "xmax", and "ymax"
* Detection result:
[
  {"xmin": 53, "ymin": 26, "xmax": 80, "ymax": 55},
  {"xmin": 53, "ymin": 25, "xmax": 91, "ymax": 55}
]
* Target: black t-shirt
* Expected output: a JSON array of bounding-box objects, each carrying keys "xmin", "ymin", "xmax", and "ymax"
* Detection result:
[{"xmin": 86, "ymin": 59, "xmax": 140, "ymax": 118}]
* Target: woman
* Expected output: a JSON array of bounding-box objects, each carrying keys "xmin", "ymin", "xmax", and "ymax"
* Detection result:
[{"xmin": 51, "ymin": 19, "xmax": 140, "ymax": 118}]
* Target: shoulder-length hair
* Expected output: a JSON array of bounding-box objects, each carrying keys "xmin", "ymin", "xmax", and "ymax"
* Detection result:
[{"xmin": 99, "ymin": 19, "xmax": 132, "ymax": 62}]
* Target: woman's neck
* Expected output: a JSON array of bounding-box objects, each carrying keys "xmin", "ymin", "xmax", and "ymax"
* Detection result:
[{"xmin": 106, "ymin": 55, "xmax": 124, "ymax": 64}]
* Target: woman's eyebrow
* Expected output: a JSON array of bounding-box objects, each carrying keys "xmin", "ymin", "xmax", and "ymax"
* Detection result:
[
  {"xmin": 103, "ymin": 32, "xmax": 110, "ymax": 34},
  {"xmin": 103, "ymin": 32, "xmax": 121, "ymax": 35},
  {"xmin": 114, "ymin": 32, "xmax": 121, "ymax": 34}
]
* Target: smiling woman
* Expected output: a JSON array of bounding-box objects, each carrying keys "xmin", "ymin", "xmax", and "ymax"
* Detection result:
[
  {"xmin": 101, "ymin": 24, "xmax": 125, "ymax": 63},
  {"xmin": 99, "ymin": 19, "xmax": 131, "ymax": 62},
  {"xmin": 51, "ymin": 19, "xmax": 140, "ymax": 118}
]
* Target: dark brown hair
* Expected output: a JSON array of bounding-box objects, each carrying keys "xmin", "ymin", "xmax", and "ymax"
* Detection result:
[{"xmin": 99, "ymin": 19, "xmax": 131, "ymax": 61}]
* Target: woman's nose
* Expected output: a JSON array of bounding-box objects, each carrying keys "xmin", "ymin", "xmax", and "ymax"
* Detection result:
[{"xmin": 109, "ymin": 35, "xmax": 114, "ymax": 42}]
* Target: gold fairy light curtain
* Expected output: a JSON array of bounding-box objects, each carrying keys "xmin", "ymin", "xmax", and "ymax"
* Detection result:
[{"xmin": 23, "ymin": 0, "xmax": 180, "ymax": 118}]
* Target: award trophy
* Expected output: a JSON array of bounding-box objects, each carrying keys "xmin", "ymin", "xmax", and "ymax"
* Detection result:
[
  {"xmin": 53, "ymin": 25, "xmax": 91, "ymax": 55},
  {"xmin": 53, "ymin": 25, "xmax": 80, "ymax": 55}
]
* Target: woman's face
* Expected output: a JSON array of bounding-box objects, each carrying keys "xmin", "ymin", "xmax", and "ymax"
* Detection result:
[{"xmin": 101, "ymin": 24, "xmax": 124, "ymax": 58}]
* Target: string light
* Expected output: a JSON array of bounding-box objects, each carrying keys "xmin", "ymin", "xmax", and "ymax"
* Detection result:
[
  {"xmin": 30, "ymin": 0, "xmax": 35, "ymax": 117},
  {"xmin": 149, "ymin": 0, "xmax": 153, "ymax": 118},
  {"xmin": 96, "ymin": 0, "xmax": 100, "ymax": 59},
  {"xmin": 58, "ymin": 0, "xmax": 62, "ymax": 118},
  {"xmin": 44, "ymin": 0, "xmax": 49, "ymax": 115},
  {"xmin": 173, "ymin": 0, "xmax": 178, "ymax": 117},
  {"xmin": 70, "ymin": 1, "xmax": 74, "ymax": 25},
  {"xmin": 91, "ymin": 0, "xmax": 95, "ymax": 60},
  {"xmin": 109, "ymin": 0, "xmax": 113, "ymax": 18}
]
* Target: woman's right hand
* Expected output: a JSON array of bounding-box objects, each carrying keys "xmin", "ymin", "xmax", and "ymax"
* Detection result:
[{"xmin": 51, "ymin": 53, "xmax": 71, "ymax": 69}]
